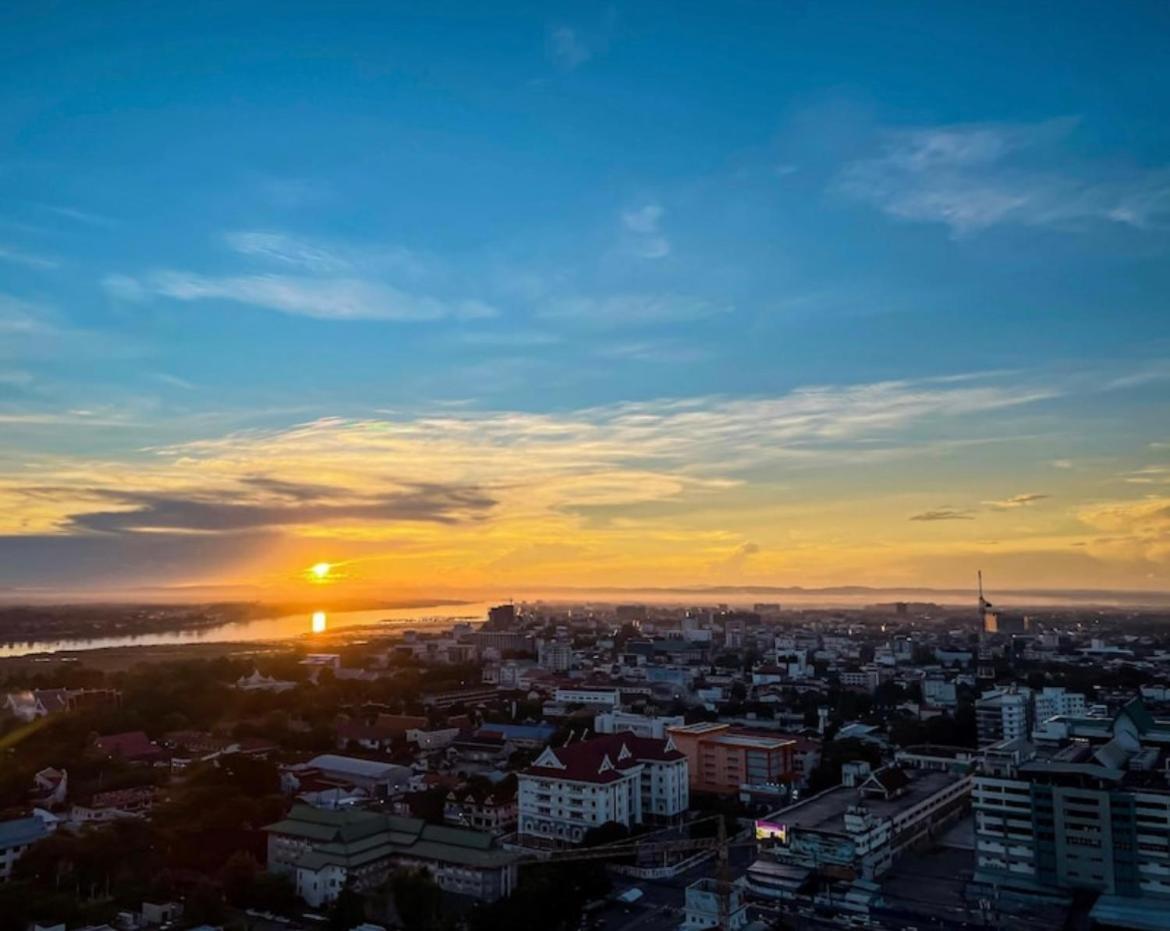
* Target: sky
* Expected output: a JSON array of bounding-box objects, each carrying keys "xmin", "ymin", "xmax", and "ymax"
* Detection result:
[{"xmin": 2, "ymin": 1, "xmax": 1170, "ymax": 601}]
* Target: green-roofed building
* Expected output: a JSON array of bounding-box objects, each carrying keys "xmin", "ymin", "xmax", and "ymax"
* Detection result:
[{"xmin": 264, "ymin": 804, "xmax": 518, "ymax": 908}]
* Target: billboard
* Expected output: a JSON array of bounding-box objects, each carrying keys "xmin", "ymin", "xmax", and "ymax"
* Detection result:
[{"xmin": 754, "ymin": 820, "xmax": 788, "ymax": 844}]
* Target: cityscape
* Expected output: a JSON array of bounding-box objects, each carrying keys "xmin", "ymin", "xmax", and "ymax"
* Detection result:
[{"xmin": 3, "ymin": 3, "xmax": 1170, "ymax": 931}]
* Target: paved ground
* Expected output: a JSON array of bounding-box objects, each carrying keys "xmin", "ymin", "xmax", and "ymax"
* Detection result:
[{"xmin": 880, "ymin": 841, "xmax": 1068, "ymax": 931}]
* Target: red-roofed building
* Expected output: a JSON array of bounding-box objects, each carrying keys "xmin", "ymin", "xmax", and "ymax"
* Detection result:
[
  {"xmin": 93, "ymin": 731, "xmax": 165, "ymax": 763},
  {"xmin": 518, "ymin": 732, "xmax": 688, "ymax": 844}
]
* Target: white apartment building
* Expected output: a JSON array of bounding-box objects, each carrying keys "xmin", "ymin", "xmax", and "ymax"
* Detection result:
[
  {"xmin": 922, "ymin": 678, "xmax": 958, "ymax": 708},
  {"xmin": 976, "ymin": 688, "xmax": 1033, "ymax": 747},
  {"xmin": 518, "ymin": 733, "xmax": 688, "ymax": 844},
  {"xmin": 537, "ymin": 639, "xmax": 574, "ymax": 672},
  {"xmin": 594, "ymin": 710, "xmax": 685, "ymax": 739},
  {"xmin": 839, "ymin": 668, "xmax": 882, "ymax": 692},
  {"xmin": 553, "ymin": 687, "xmax": 620, "ymax": 709},
  {"xmin": 974, "ymin": 699, "xmax": 1170, "ymax": 918},
  {"xmin": 1033, "ymin": 687, "xmax": 1086, "ymax": 727}
]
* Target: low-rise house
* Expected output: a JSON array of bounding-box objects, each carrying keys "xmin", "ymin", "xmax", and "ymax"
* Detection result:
[
  {"xmin": 93, "ymin": 731, "xmax": 166, "ymax": 764},
  {"xmin": 69, "ymin": 786, "xmax": 157, "ymax": 826},
  {"xmin": 32, "ymin": 767, "xmax": 67, "ymax": 807},
  {"xmin": 410, "ymin": 726, "xmax": 462, "ymax": 751},
  {"xmin": 444, "ymin": 776, "xmax": 518, "ymax": 835},
  {"xmin": 235, "ymin": 670, "xmax": 298, "ymax": 692},
  {"xmin": 447, "ymin": 732, "xmax": 513, "ymax": 769},
  {"xmin": 474, "ymin": 722, "xmax": 556, "ymax": 749},
  {"xmin": 3, "ymin": 688, "xmax": 119, "ymax": 722}
]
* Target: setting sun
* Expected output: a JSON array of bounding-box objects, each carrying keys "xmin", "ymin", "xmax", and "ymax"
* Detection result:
[
  {"xmin": 311, "ymin": 610, "xmax": 327, "ymax": 633},
  {"xmin": 311, "ymin": 562, "xmax": 331, "ymax": 580}
]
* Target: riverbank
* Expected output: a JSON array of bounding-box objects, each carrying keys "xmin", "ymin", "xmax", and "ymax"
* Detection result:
[{"xmin": 0, "ymin": 613, "xmax": 464, "ymax": 673}]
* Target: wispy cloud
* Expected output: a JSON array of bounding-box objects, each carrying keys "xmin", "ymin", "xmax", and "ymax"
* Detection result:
[
  {"xmin": 909, "ymin": 508, "xmax": 976, "ymax": 522},
  {"xmin": 548, "ymin": 26, "xmax": 592, "ymax": 70},
  {"xmin": 152, "ymin": 373, "xmax": 198, "ymax": 391},
  {"xmin": 838, "ymin": 119, "xmax": 1170, "ymax": 235},
  {"xmin": 221, "ymin": 230, "xmax": 434, "ymax": 280},
  {"xmin": 0, "ymin": 370, "xmax": 1059, "ymax": 540},
  {"xmin": 983, "ymin": 493, "xmax": 1051, "ymax": 510},
  {"xmin": 222, "ymin": 231, "xmax": 352, "ymax": 273},
  {"xmin": 103, "ymin": 271, "xmax": 497, "ymax": 322},
  {"xmin": 0, "ymin": 244, "xmax": 59, "ymax": 270},
  {"xmin": 254, "ymin": 176, "xmax": 331, "ymax": 208},
  {"xmin": 458, "ymin": 329, "xmax": 562, "ymax": 348},
  {"xmin": 539, "ymin": 292, "xmax": 726, "ymax": 327},
  {"xmin": 597, "ymin": 339, "xmax": 709, "ymax": 363},
  {"xmin": 621, "ymin": 203, "xmax": 671, "ymax": 259},
  {"xmin": 1106, "ymin": 360, "xmax": 1170, "ymax": 390},
  {"xmin": 1122, "ymin": 467, "xmax": 1170, "ymax": 486},
  {"xmin": 67, "ymin": 482, "xmax": 494, "ymax": 534},
  {"xmin": 41, "ymin": 204, "xmax": 118, "ymax": 228},
  {"xmin": 0, "ymin": 295, "xmax": 53, "ymax": 336},
  {"xmin": 911, "ymin": 491, "xmax": 1052, "ymax": 521}
]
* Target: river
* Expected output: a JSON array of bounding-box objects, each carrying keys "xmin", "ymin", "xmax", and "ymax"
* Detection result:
[{"xmin": 0, "ymin": 601, "xmax": 495, "ymax": 658}]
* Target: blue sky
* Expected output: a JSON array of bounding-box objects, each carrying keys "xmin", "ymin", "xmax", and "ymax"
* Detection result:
[{"xmin": 2, "ymin": 1, "xmax": 1169, "ymax": 596}]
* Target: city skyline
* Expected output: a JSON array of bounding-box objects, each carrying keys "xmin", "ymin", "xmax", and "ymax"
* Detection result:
[{"xmin": 3, "ymin": 2, "xmax": 1170, "ymax": 598}]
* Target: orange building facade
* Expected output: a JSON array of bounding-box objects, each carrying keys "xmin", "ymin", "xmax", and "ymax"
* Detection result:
[{"xmin": 666, "ymin": 722, "xmax": 795, "ymax": 795}]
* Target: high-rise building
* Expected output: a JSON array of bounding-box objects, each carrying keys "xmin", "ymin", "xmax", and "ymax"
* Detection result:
[
  {"xmin": 973, "ymin": 699, "xmax": 1170, "ymax": 923},
  {"xmin": 487, "ymin": 603, "xmax": 517, "ymax": 629}
]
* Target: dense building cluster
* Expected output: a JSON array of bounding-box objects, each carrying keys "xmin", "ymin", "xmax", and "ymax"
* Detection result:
[{"xmin": 3, "ymin": 596, "xmax": 1170, "ymax": 930}]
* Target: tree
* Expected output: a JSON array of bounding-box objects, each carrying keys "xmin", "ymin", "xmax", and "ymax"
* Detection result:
[
  {"xmin": 328, "ymin": 884, "xmax": 367, "ymax": 931},
  {"xmin": 220, "ymin": 851, "xmax": 259, "ymax": 907},
  {"xmin": 183, "ymin": 877, "xmax": 227, "ymax": 926},
  {"xmin": 390, "ymin": 868, "xmax": 443, "ymax": 931}
]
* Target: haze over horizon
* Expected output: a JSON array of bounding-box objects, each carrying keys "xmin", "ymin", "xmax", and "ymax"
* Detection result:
[{"xmin": 3, "ymin": 2, "xmax": 1170, "ymax": 600}]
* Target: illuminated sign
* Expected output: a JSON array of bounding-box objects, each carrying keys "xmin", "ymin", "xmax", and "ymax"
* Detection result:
[{"xmin": 754, "ymin": 820, "xmax": 788, "ymax": 844}]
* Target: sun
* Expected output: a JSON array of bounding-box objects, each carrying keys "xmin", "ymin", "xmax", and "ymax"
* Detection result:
[{"xmin": 310, "ymin": 562, "xmax": 332, "ymax": 581}]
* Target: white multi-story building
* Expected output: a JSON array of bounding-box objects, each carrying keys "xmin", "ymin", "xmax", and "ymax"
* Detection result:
[
  {"xmin": 976, "ymin": 687, "xmax": 1033, "ymax": 747},
  {"xmin": 922, "ymin": 678, "xmax": 957, "ymax": 708},
  {"xmin": 594, "ymin": 710, "xmax": 685, "ymax": 739},
  {"xmin": 1032, "ymin": 687, "xmax": 1086, "ymax": 728},
  {"xmin": 537, "ymin": 639, "xmax": 574, "ymax": 672},
  {"xmin": 974, "ymin": 699, "xmax": 1170, "ymax": 922},
  {"xmin": 518, "ymin": 733, "xmax": 688, "ymax": 844},
  {"xmin": 745, "ymin": 756, "xmax": 972, "ymax": 908},
  {"xmin": 839, "ymin": 668, "xmax": 882, "ymax": 692},
  {"xmin": 553, "ymin": 687, "xmax": 620, "ymax": 709}
]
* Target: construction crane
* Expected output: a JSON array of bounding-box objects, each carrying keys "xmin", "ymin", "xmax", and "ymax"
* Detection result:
[{"xmin": 518, "ymin": 815, "xmax": 757, "ymax": 931}]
